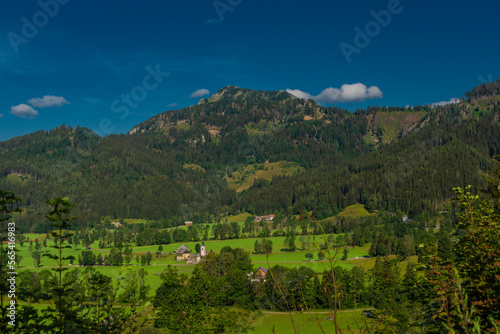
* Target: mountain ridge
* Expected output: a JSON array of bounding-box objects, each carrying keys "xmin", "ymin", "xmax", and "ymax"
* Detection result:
[
  {"xmin": 1, "ymin": 81, "xmax": 499, "ymax": 231},
  {"xmin": 199, "ymin": 85, "xmax": 297, "ymax": 104},
  {"xmin": 128, "ymin": 85, "xmax": 321, "ymax": 135}
]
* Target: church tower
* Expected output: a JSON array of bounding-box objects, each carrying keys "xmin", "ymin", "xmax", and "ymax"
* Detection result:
[{"xmin": 200, "ymin": 240, "xmax": 207, "ymax": 257}]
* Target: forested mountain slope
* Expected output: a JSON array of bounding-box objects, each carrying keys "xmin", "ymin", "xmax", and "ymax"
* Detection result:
[
  {"xmin": 237, "ymin": 113, "xmax": 500, "ymax": 218},
  {"xmin": 0, "ymin": 87, "xmax": 371, "ymax": 231},
  {"xmin": 1, "ymin": 82, "xmax": 499, "ymax": 231}
]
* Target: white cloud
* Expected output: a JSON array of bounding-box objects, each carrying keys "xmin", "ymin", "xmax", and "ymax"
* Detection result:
[
  {"xmin": 286, "ymin": 89, "xmax": 312, "ymax": 100},
  {"xmin": 167, "ymin": 103, "xmax": 178, "ymax": 107},
  {"xmin": 28, "ymin": 95, "xmax": 70, "ymax": 108},
  {"xmin": 430, "ymin": 98, "xmax": 460, "ymax": 108},
  {"xmin": 189, "ymin": 89, "xmax": 210, "ymax": 98},
  {"xmin": 287, "ymin": 83, "xmax": 383, "ymax": 103},
  {"xmin": 318, "ymin": 84, "xmax": 383, "ymax": 103},
  {"xmin": 10, "ymin": 104, "xmax": 38, "ymax": 118}
]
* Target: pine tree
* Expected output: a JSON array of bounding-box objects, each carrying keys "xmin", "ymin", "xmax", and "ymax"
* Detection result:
[
  {"xmin": 452, "ymin": 183, "xmax": 500, "ymax": 328},
  {"xmin": 402, "ymin": 262, "xmax": 418, "ymax": 302},
  {"xmin": 436, "ymin": 229, "xmax": 455, "ymax": 265},
  {"xmin": 369, "ymin": 257, "xmax": 401, "ymax": 309}
]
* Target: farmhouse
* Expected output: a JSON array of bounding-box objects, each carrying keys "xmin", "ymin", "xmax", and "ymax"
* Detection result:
[
  {"xmin": 177, "ymin": 241, "xmax": 208, "ymax": 264},
  {"xmin": 175, "ymin": 245, "xmax": 191, "ymax": 260},
  {"xmin": 253, "ymin": 214, "xmax": 276, "ymax": 223},
  {"xmin": 111, "ymin": 221, "xmax": 122, "ymax": 228},
  {"xmin": 248, "ymin": 266, "xmax": 269, "ymax": 282},
  {"xmin": 184, "ymin": 221, "xmax": 193, "ymax": 226},
  {"xmin": 255, "ymin": 266, "xmax": 269, "ymax": 277}
]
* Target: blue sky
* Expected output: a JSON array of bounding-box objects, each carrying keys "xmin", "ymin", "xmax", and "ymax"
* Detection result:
[{"xmin": 1, "ymin": 0, "xmax": 499, "ymax": 141}]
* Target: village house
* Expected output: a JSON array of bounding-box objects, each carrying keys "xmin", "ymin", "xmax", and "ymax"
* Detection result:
[
  {"xmin": 255, "ymin": 266, "xmax": 269, "ymax": 277},
  {"xmin": 111, "ymin": 221, "xmax": 122, "ymax": 228},
  {"xmin": 184, "ymin": 221, "xmax": 193, "ymax": 226},
  {"xmin": 175, "ymin": 245, "xmax": 191, "ymax": 260},
  {"xmin": 176, "ymin": 241, "xmax": 207, "ymax": 264},
  {"xmin": 247, "ymin": 266, "xmax": 269, "ymax": 282},
  {"xmin": 253, "ymin": 214, "xmax": 276, "ymax": 223}
]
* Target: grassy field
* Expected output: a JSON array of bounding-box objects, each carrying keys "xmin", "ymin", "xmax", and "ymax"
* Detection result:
[
  {"xmin": 315, "ymin": 204, "xmax": 373, "ymax": 228},
  {"xmin": 123, "ymin": 218, "xmax": 155, "ymax": 224},
  {"xmin": 5, "ymin": 173, "xmax": 34, "ymax": 184},
  {"xmin": 11, "ymin": 230, "xmax": 417, "ymax": 332},
  {"xmin": 138, "ymin": 236, "xmax": 368, "ymax": 255},
  {"xmin": 13, "ymin": 232, "xmax": 373, "ymax": 299},
  {"xmin": 16, "ymin": 260, "xmax": 198, "ymax": 298},
  {"xmin": 365, "ymin": 111, "xmax": 427, "ymax": 144},
  {"xmin": 226, "ymin": 161, "xmax": 304, "ymax": 192},
  {"xmin": 15, "ymin": 232, "xmax": 371, "ymax": 266},
  {"xmin": 23, "ymin": 233, "xmax": 48, "ymax": 240},
  {"xmin": 8, "ymin": 301, "xmax": 371, "ymax": 333},
  {"xmin": 257, "ymin": 260, "xmax": 355, "ymax": 272},
  {"xmin": 14, "ymin": 238, "xmax": 416, "ymax": 299},
  {"xmin": 13, "ymin": 242, "xmax": 110, "ymax": 269},
  {"xmin": 16, "ymin": 264, "xmax": 167, "ymax": 295},
  {"xmin": 250, "ymin": 244, "xmax": 370, "ymax": 263},
  {"xmin": 252, "ymin": 310, "xmax": 371, "ymax": 334},
  {"xmin": 124, "ymin": 218, "xmax": 249, "ymax": 234},
  {"xmin": 133, "ymin": 236, "xmax": 271, "ymax": 254},
  {"xmin": 225, "ymin": 212, "xmax": 252, "ymax": 223},
  {"xmin": 348, "ymin": 254, "xmax": 418, "ymax": 272},
  {"xmin": 335, "ymin": 204, "xmax": 373, "ymax": 219},
  {"xmin": 121, "ymin": 236, "xmax": 371, "ymax": 274}
]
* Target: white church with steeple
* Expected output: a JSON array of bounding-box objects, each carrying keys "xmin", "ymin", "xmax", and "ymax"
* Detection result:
[
  {"xmin": 200, "ymin": 240, "xmax": 207, "ymax": 257},
  {"xmin": 185, "ymin": 240, "xmax": 208, "ymax": 264}
]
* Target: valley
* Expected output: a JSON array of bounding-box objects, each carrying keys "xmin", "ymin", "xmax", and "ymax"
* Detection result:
[{"xmin": 1, "ymin": 81, "xmax": 500, "ymax": 333}]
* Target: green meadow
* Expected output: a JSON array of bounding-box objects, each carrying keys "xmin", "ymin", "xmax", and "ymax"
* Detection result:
[
  {"xmin": 13, "ymin": 231, "xmax": 373, "ymax": 300},
  {"xmin": 13, "ymin": 242, "xmax": 109, "ymax": 269},
  {"xmin": 225, "ymin": 212, "xmax": 253, "ymax": 223},
  {"xmin": 11, "ymin": 204, "xmax": 381, "ymax": 321},
  {"xmin": 117, "ymin": 203, "xmax": 372, "ymax": 236},
  {"xmin": 15, "ymin": 237, "xmax": 415, "ymax": 299},
  {"xmin": 16, "ymin": 260, "xmax": 195, "ymax": 297},
  {"xmin": 132, "ymin": 236, "xmax": 370, "ymax": 271},
  {"xmin": 251, "ymin": 310, "xmax": 371, "ymax": 334},
  {"xmin": 365, "ymin": 111, "xmax": 427, "ymax": 144},
  {"xmin": 23, "ymin": 233, "xmax": 48, "ymax": 240},
  {"xmin": 330, "ymin": 203, "xmax": 373, "ymax": 219},
  {"xmin": 10, "ymin": 212, "xmax": 419, "ymax": 333},
  {"xmin": 132, "ymin": 236, "xmax": 268, "ymax": 254},
  {"xmin": 225, "ymin": 161, "xmax": 304, "ymax": 192}
]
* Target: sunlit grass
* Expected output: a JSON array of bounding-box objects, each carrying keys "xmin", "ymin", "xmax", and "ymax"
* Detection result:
[{"xmin": 251, "ymin": 309, "xmax": 371, "ymax": 334}]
